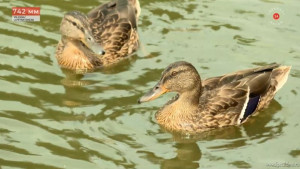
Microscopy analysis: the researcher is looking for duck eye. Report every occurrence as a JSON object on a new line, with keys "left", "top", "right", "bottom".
{"left": 171, "top": 71, "right": 176, "bottom": 76}
{"left": 72, "top": 22, "right": 77, "bottom": 26}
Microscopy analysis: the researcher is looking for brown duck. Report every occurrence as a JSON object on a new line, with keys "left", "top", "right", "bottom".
{"left": 138, "top": 61, "right": 291, "bottom": 134}
{"left": 56, "top": 0, "right": 141, "bottom": 70}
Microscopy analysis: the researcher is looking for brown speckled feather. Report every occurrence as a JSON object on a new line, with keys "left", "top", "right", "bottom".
{"left": 88, "top": 0, "right": 139, "bottom": 65}
{"left": 202, "top": 64, "right": 280, "bottom": 90}
{"left": 199, "top": 64, "right": 289, "bottom": 127}
{"left": 199, "top": 81, "right": 250, "bottom": 128}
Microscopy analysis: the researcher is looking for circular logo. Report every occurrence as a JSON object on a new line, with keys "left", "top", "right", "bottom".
{"left": 268, "top": 8, "right": 284, "bottom": 25}
{"left": 273, "top": 13, "right": 280, "bottom": 20}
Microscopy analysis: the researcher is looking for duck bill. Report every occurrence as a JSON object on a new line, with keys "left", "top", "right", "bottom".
{"left": 138, "top": 83, "right": 167, "bottom": 103}
{"left": 83, "top": 32, "right": 105, "bottom": 55}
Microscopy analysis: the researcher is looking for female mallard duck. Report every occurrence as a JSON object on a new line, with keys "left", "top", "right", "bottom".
{"left": 138, "top": 61, "right": 291, "bottom": 134}
{"left": 56, "top": 0, "right": 141, "bottom": 70}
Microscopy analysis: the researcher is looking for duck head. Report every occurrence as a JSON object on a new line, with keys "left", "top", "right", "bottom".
{"left": 138, "top": 61, "right": 202, "bottom": 103}
{"left": 60, "top": 11, "right": 105, "bottom": 55}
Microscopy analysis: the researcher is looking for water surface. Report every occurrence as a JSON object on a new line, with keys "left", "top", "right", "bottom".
{"left": 0, "top": 0, "right": 300, "bottom": 168}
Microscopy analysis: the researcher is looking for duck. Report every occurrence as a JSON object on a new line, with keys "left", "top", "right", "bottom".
{"left": 138, "top": 61, "right": 291, "bottom": 134}
{"left": 56, "top": 0, "right": 141, "bottom": 70}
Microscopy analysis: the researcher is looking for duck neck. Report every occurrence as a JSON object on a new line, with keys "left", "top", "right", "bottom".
{"left": 177, "top": 86, "right": 202, "bottom": 109}
{"left": 157, "top": 85, "right": 202, "bottom": 119}
{"left": 155, "top": 86, "right": 202, "bottom": 132}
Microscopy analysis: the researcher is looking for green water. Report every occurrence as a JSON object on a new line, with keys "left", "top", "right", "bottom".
{"left": 1, "top": 0, "right": 300, "bottom": 168}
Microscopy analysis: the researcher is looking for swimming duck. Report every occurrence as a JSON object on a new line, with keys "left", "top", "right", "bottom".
{"left": 56, "top": 0, "right": 141, "bottom": 70}
{"left": 138, "top": 61, "right": 291, "bottom": 134}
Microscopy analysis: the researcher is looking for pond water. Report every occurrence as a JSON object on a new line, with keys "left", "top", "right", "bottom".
{"left": 0, "top": 0, "right": 300, "bottom": 168}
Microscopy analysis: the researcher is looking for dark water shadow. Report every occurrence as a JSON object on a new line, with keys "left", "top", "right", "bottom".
{"left": 289, "top": 150, "right": 300, "bottom": 158}
{"left": 137, "top": 142, "right": 201, "bottom": 169}
{"left": 161, "top": 143, "right": 201, "bottom": 169}
{"left": 0, "top": 158, "right": 61, "bottom": 169}
{"left": 35, "top": 139, "right": 125, "bottom": 164}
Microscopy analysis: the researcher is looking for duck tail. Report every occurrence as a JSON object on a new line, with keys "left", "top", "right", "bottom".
{"left": 272, "top": 66, "right": 291, "bottom": 93}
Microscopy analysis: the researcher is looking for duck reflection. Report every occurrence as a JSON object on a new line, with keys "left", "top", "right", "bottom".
{"left": 60, "top": 68, "right": 94, "bottom": 107}
{"left": 242, "top": 99, "right": 286, "bottom": 143}
{"left": 60, "top": 56, "right": 137, "bottom": 107}
{"left": 161, "top": 143, "right": 201, "bottom": 169}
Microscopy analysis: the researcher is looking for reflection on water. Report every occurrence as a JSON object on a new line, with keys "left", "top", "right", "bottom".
{"left": 161, "top": 143, "right": 201, "bottom": 169}
{"left": 0, "top": 0, "right": 300, "bottom": 168}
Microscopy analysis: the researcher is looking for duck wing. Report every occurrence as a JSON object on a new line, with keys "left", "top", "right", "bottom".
{"left": 88, "top": 0, "right": 137, "bottom": 28}
{"left": 202, "top": 63, "right": 280, "bottom": 91}
{"left": 88, "top": 0, "right": 138, "bottom": 55}
{"left": 200, "top": 64, "right": 282, "bottom": 125}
